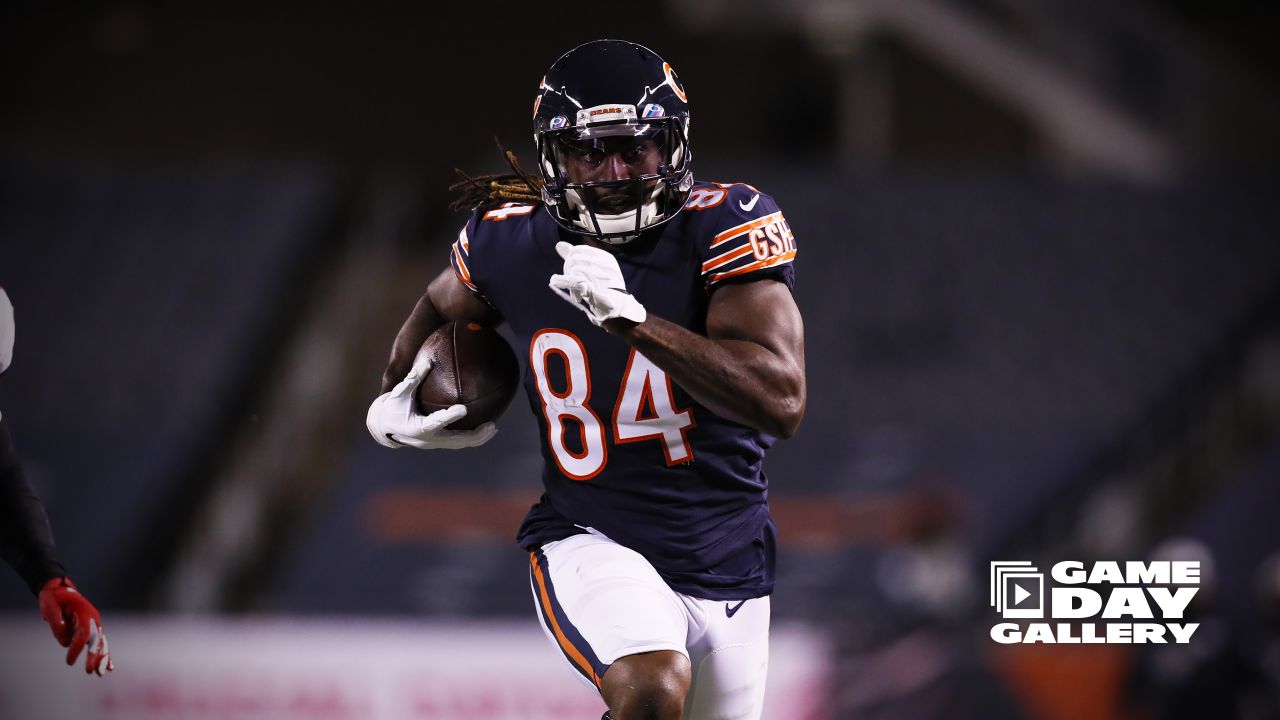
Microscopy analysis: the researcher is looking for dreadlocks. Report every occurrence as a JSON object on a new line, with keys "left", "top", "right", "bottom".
{"left": 448, "top": 139, "right": 544, "bottom": 212}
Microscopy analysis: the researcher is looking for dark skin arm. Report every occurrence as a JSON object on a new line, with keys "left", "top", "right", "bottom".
{"left": 605, "top": 278, "right": 806, "bottom": 439}
{"left": 383, "top": 261, "right": 806, "bottom": 438}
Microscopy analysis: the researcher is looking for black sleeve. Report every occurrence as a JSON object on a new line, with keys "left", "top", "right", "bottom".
{"left": 0, "top": 417, "right": 66, "bottom": 595}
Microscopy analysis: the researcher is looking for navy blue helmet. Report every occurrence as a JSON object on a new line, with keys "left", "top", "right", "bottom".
{"left": 533, "top": 40, "right": 694, "bottom": 243}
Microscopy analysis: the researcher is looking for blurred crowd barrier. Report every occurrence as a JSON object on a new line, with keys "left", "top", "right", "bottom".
{"left": 0, "top": 616, "right": 831, "bottom": 720}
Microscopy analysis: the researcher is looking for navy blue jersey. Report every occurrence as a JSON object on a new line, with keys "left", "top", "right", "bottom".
{"left": 449, "top": 181, "right": 797, "bottom": 600}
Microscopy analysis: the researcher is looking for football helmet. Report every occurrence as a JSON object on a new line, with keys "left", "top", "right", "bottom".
{"left": 533, "top": 40, "right": 694, "bottom": 244}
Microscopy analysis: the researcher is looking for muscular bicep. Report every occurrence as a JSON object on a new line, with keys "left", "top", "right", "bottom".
{"left": 381, "top": 267, "right": 500, "bottom": 390}
{"left": 702, "top": 279, "right": 806, "bottom": 435}
{"left": 706, "top": 280, "right": 805, "bottom": 370}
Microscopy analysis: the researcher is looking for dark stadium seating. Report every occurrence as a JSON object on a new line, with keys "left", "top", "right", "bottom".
{"left": 0, "top": 153, "right": 337, "bottom": 609}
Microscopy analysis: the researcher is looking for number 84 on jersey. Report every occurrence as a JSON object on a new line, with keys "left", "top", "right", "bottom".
{"left": 530, "top": 329, "right": 695, "bottom": 481}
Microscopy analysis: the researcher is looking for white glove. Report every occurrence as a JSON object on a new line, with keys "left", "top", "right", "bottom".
{"left": 548, "top": 241, "right": 647, "bottom": 327}
{"left": 365, "top": 351, "right": 497, "bottom": 450}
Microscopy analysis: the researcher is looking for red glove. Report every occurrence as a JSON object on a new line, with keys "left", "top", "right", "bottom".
{"left": 38, "top": 577, "right": 113, "bottom": 676}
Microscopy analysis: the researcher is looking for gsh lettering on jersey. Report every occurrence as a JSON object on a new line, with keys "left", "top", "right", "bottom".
{"left": 989, "top": 560, "right": 1201, "bottom": 644}
{"left": 747, "top": 215, "right": 795, "bottom": 262}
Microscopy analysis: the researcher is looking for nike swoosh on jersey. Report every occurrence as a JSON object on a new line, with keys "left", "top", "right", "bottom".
{"left": 725, "top": 600, "right": 747, "bottom": 618}
{"left": 738, "top": 194, "right": 760, "bottom": 212}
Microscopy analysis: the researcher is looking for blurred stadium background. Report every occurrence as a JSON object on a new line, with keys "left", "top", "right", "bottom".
{"left": 2, "top": 1, "right": 1279, "bottom": 718}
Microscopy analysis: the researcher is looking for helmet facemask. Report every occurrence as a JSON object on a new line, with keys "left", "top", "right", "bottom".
{"left": 538, "top": 116, "right": 693, "bottom": 244}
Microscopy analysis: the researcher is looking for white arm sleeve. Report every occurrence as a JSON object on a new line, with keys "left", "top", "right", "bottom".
{"left": 0, "top": 288, "right": 13, "bottom": 375}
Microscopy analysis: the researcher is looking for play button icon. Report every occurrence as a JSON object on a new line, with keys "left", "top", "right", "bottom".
{"left": 991, "top": 562, "right": 1045, "bottom": 618}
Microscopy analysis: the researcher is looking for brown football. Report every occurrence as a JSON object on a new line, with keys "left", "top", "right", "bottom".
{"left": 415, "top": 321, "right": 520, "bottom": 430}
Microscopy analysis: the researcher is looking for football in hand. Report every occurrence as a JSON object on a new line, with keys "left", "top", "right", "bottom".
{"left": 415, "top": 321, "right": 520, "bottom": 430}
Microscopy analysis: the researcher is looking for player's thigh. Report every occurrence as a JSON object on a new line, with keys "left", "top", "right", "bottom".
{"left": 685, "top": 595, "right": 771, "bottom": 720}
{"left": 528, "top": 532, "right": 691, "bottom": 690}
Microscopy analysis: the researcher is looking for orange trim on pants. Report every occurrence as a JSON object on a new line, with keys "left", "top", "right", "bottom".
{"left": 530, "top": 552, "right": 602, "bottom": 688}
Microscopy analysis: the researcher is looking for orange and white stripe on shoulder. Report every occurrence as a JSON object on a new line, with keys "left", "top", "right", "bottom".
{"left": 450, "top": 227, "right": 478, "bottom": 293}
{"left": 701, "top": 243, "right": 754, "bottom": 274}
{"left": 706, "top": 249, "right": 796, "bottom": 287}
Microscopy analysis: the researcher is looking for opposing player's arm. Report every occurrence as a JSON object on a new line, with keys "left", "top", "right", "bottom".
{"left": 607, "top": 280, "right": 805, "bottom": 438}
{"left": 1, "top": 288, "right": 114, "bottom": 676}
{"left": 1, "top": 422, "right": 113, "bottom": 675}
{"left": 0, "top": 420, "right": 65, "bottom": 594}
{"left": 380, "top": 267, "right": 498, "bottom": 393}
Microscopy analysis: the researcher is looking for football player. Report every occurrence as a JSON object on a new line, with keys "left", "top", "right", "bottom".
{"left": 367, "top": 40, "right": 804, "bottom": 720}
{"left": 0, "top": 287, "right": 113, "bottom": 676}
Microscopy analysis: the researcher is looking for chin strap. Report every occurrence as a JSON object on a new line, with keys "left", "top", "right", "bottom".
{"left": 566, "top": 182, "right": 665, "bottom": 242}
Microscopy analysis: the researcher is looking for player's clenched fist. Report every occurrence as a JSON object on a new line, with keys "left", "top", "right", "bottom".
{"left": 38, "top": 577, "right": 112, "bottom": 676}
{"left": 549, "top": 241, "right": 647, "bottom": 327}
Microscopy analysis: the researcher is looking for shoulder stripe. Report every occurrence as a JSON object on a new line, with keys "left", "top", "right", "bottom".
{"left": 701, "top": 244, "right": 754, "bottom": 274}
{"left": 710, "top": 211, "right": 784, "bottom": 249}
{"left": 457, "top": 225, "right": 470, "bottom": 254}
{"left": 451, "top": 242, "right": 478, "bottom": 292}
{"left": 707, "top": 249, "right": 796, "bottom": 285}
{"left": 451, "top": 242, "right": 472, "bottom": 280}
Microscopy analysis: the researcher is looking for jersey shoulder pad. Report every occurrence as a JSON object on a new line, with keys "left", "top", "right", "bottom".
{"left": 449, "top": 212, "right": 484, "bottom": 296}
{"left": 690, "top": 182, "right": 797, "bottom": 291}
{"left": 0, "top": 287, "right": 12, "bottom": 374}
{"left": 449, "top": 203, "right": 538, "bottom": 299}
